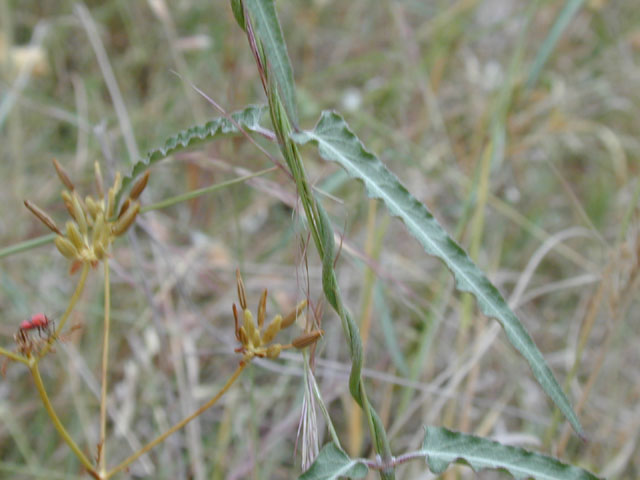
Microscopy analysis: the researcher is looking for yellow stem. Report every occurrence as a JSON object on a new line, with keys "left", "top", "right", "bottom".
{"left": 99, "top": 259, "right": 111, "bottom": 473}
{"left": 105, "top": 363, "right": 246, "bottom": 479}
{"left": 38, "top": 263, "right": 90, "bottom": 360}
{"left": 30, "top": 362, "right": 98, "bottom": 478}
{"left": 0, "top": 346, "right": 28, "bottom": 364}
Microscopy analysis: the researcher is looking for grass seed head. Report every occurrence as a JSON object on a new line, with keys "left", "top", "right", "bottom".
{"left": 111, "top": 201, "right": 139, "bottom": 236}
{"left": 129, "top": 170, "right": 150, "bottom": 200}
{"left": 54, "top": 236, "right": 79, "bottom": 259}
{"left": 262, "top": 314, "right": 282, "bottom": 344}
{"left": 292, "top": 330, "right": 323, "bottom": 350}
{"left": 52, "top": 158, "right": 75, "bottom": 191}
{"left": 282, "top": 299, "right": 307, "bottom": 329}
{"left": 66, "top": 221, "right": 85, "bottom": 251}
{"left": 257, "top": 289, "right": 267, "bottom": 328}
{"left": 24, "top": 200, "right": 62, "bottom": 235}
{"left": 236, "top": 269, "right": 247, "bottom": 310}
{"left": 71, "top": 192, "right": 88, "bottom": 235}
{"left": 94, "top": 160, "right": 104, "bottom": 198}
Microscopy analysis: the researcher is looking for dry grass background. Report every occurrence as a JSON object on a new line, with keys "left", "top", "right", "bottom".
{"left": 0, "top": 1, "right": 639, "bottom": 478}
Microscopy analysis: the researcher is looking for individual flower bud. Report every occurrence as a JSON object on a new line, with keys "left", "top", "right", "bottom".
{"left": 106, "top": 187, "right": 116, "bottom": 219}
{"left": 238, "top": 326, "right": 248, "bottom": 346}
{"left": 129, "top": 170, "right": 150, "bottom": 200}
{"left": 52, "top": 158, "right": 75, "bottom": 191}
{"left": 243, "top": 310, "right": 257, "bottom": 343}
{"left": 24, "top": 200, "right": 62, "bottom": 235}
{"left": 266, "top": 344, "right": 282, "bottom": 359}
{"left": 252, "top": 329, "right": 261, "bottom": 348}
{"left": 232, "top": 304, "right": 241, "bottom": 341}
{"left": 257, "top": 289, "right": 267, "bottom": 328}
{"left": 262, "top": 314, "right": 282, "bottom": 345}
{"left": 112, "top": 202, "right": 139, "bottom": 236}
{"left": 236, "top": 269, "right": 247, "bottom": 310}
{"left": 55, "top": 236, "right": 79, "bottom": 259}
{"left": 118, "top": 198, "right": 130, "bottom": 219}
{"left": 292, "top": 330, "right": 324, "bottom": 349}
{"left": 112, "top": 171, "right": 122, "bottom": 195}
{"left": 71, "top": 192, "right": 87, "bottom": 235}
{"left": 61, "top": 190, "right": 75, "bottom": 217}
{"left": 94, "top": 161, "right": 104, "bottom": 198}
{"left": 282, "top": 299, "right": 307, "bottom": 329}
{"left": 92, "top": 212, "right": 106, "bottom": 245}
{"left": 66, "top": 221, "right": 84, "bottom": 250}
{"left": 85, "top": 196, "right": 99, "bottom": 220}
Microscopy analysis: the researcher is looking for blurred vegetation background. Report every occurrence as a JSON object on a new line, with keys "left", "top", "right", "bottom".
{"left": 0, "top": 0, "right": 638, "bottom": 478}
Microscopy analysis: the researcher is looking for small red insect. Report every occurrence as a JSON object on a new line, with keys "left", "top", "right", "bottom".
{"left": 19, "top": 313, "right": 55, "bottom": 338}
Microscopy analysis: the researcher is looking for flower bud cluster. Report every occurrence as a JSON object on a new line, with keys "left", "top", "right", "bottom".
{"left": 25, "top": 159, "right": 149, "bottom": 271}
{"left": 233, "top": 269, "right": 322, "bottom": 365}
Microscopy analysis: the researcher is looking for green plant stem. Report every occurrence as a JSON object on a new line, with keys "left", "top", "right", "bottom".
{"left": 30, "top": 362, "right": 99, "bottom": 479}
{"left": 0, "top": 346, "right": 28, "bottom": 364}
{"left": 99, "top": 259, "right": 111, "bottom": 474}
{"left": 38, "top": 263, "right": 90, "bottom": 360}
{"left": 0, "top": 233, "right": 56, "bottom": 259}
{"left": 241, "top": 8, "right": 394, "bottom": 476}
{"left": 139, "top": 166, "right": 277, "bottom": 214}
{"left": 106, "top": 363, "right": 246, "bottom": 479}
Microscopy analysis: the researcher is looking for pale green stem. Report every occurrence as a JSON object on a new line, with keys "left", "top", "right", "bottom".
{"left": 30, "top": 362, "right": 99, "bottom": 479}
{"left": 140, "top": 167, "right": 277, "bottom": 214}
{"left": 38, "top": 263, "right": 90, "bottom": 360}
{"left": 105, "top": 363, "right": 246, "bottom": 479}
{"left": 0, "top": 233, "right": 56, "bottom": 259}
{"left": 99, "top": 259, "right": 111, "bottom": 474}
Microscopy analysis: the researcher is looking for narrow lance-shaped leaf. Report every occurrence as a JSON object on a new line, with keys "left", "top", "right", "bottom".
{"left": 421, "top": 426, "right": 600, "bottom": 479}
{"left": 290, "top": 111, "right": 584, "bottom": 438}
{"left": 299, "top": 443, "right": 368, "bottom": 480}
{"left": 244, "top": 0, "right": 298, "bottom": 125}
{"left": 118, "top": 104, "right": 266, "bottom": 203}
{"left": 526, "top": 0, "right": 585, "bottom": 89}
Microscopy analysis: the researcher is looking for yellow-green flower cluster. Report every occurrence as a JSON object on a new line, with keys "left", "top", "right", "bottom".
{"left": 233, "top": 269, "right": 321, "bottom": 365}
{"left": 25, "top": 159, "right": 149, "bottom": 270}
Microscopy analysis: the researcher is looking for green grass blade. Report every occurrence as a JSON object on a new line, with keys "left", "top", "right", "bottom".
{"left": 244, "top": 0, "right": 298, "bottom": 125}
{"left": 526, "top": 0, "right": 585, "bottom": 89}
{"left": 291, "top": 111, "right": 584, "bottom": 438}
{"left": 118, "top": 104, "right": 266, "bottom": 202}
{"left": 421, "top": 426, "right": 600, "bottom": 479}
{"left": 299, "top": 443, "right": 368, "bottom": 480}
{"left": 374, "top": 283, "right": 409, "bottom": 376}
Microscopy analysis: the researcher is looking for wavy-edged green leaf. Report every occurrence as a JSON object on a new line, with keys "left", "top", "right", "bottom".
{"left": 526, "top": 0, "right": 585, "bottom": 89}
{"left": 421, "top": 426, "right": 600, "bottom": 479}
{"left": 299, "top": 443, "right": 368, "bottom": 480}
{"left": 290, "top": 111, "right": 584, "bottom": 438}
{"left": 245, "top": 0, "right": 298, "bottom": 125}
{"left": 119, "top": 104, "right": 266, "bottom": 201}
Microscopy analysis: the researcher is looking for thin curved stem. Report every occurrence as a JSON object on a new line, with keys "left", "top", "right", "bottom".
{"left": 0, "top": 233, "right": 56, "bottom": 259}
{"left": 38, "top": 263, "right": 90, "bottom": 360}
{"left": 140, "top": 167, "right": 277, "bottom": 214}
{"left": 98, "top": 259, "right": 111, "bottom": 473}
{"left": 0, "top": 346, "right": 28, "bottom": 364}
{"left": 106, "top": 363, "right": 246, "bottom": 479}
{"left": 30, "top": 362, "right": 99, "bottom": 479}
